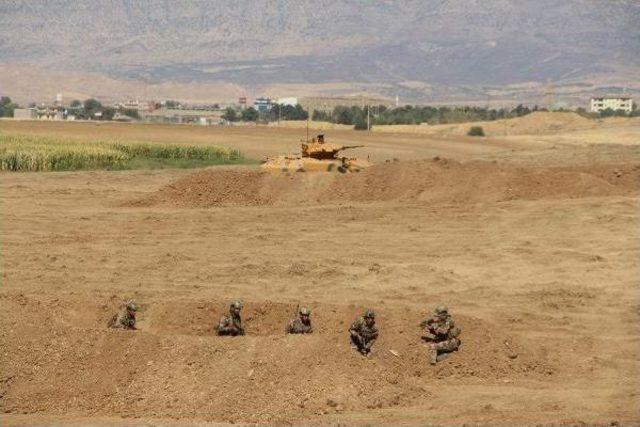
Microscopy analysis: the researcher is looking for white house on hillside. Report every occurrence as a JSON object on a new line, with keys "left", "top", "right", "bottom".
{"left": 590, "top": 97, "right": 633, "bottom": 113}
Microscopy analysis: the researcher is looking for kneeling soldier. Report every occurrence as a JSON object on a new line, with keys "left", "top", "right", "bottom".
{"left": 421, "top": 305, "right": 461, "bottom": 365}
{"left": 287, "top": 306, "right": 313, "bottom": 334}
{"left": 217, "top": 300, "right": 245, "bottom": 336}
{"left": 108, "top": 301, "right": 138, "bottom": 330}
{"left": 349, "top": 309, "right": 378, "bottom": 356}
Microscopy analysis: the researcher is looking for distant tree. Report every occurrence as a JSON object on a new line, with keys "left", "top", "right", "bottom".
{"left": 354, "top": 117, "right": 369, "bottom": 130}
{"left": 289, "top": 104, "right": 308, "bottom": 120}
{"left": 276, "top": 104, "right": 308, "bottom": 121}
{"left": 241, "top": 107, "right": 258, "bottom": 122}
{"left": 599, "top": 108, "right": 616, "bottom": 118}
{"left": 0, "top": 96, "right": 18, "bottom": 117}
{"left": 83, "top": 98, "right": 102, "bottom": 112}
{"left": 512, "top": 104, "right": 531, "bottom": 117}
{"left": 101, "top": 107, "right": 115, "bottom": 121}
{"left": 122, "top": 108, "right": 140, "bottom": 119}
{"left": 467, "top": 126, "right": 485, "bottom": 137}
{"left": 333, "top": 106, "right": 355, "bottom": 125}
{"left": 222, "top": 107, "right": 239, "bottom": 122}
{"left": 312, "top": 109, "right": 331, "bottom": 121}
{"left": 70, "top": 99, "right": 82, "bottom": 108}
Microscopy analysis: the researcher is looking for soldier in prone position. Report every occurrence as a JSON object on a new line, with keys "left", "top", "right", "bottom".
{"left": 421, "top": 305, "right": 461, "bottom": 365}
{"left": 286, "top": 307, "right": 313, "bottom": 334}
{"left": 349, "top": 309, "right": 378, "bottom": 356}
{"left": 217, "top": 300, "right": 245, "bottom": 336}
{"left": 108, "top": 301, "right": 138, "bottom": 330}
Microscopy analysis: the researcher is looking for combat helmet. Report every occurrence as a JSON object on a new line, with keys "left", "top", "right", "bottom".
{"left": 434, "top": 305, "right": 448, "bottom": 315}
{"left": 230, "top": 300, "right": 244, "bottom": 310}
{"left": 299, "top": 307, "right": 311, "bottom": 316}
{"left": 125, "top": 301, "right": 138, "bottom": 311}
{"left": 363, "top": 308, "right": 376, "bottom": 318}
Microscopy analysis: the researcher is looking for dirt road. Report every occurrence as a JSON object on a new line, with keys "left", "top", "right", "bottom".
{"left": 1, "top": 120, "right": 639, "bottom": 425}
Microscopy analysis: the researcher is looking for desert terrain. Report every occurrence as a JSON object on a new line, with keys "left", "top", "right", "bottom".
{"left": 1, "top": 114, "right": 639, "bottom": 426}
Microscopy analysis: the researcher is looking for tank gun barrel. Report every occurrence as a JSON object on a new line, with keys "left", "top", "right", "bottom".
{"left": 339, "top": 145, "right": 365, "bottom": 150}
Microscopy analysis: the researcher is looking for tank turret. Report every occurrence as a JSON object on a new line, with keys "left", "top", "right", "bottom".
{"left": 301, "top": 134, "right": 364, "bottom": 160}
{"left": 261, "top": 134, "right": 371, "bottom": 173}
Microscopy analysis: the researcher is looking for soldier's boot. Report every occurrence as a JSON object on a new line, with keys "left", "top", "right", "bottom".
{"left": 429, "top": 345, "right": 438, "bottom": 365}
{"left": 436, "top": 352, "right": 452, "bottom": 362}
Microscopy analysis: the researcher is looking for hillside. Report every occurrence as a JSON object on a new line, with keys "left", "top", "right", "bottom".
{"left": 1, "top": 0, "right": 639, "bottom": 104}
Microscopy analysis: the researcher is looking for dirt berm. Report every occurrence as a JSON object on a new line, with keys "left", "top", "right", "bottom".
{"left": 132, "top": 158, "right": 639, "bottom": 207}
{"left": 0, "top": 293, "right": 555, "bottom": 424}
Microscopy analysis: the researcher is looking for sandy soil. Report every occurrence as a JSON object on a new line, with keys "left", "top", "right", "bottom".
{"left": 372, "top": 112, "right": 640, "bottom": 143}
{"left": 1, "top": 119, "right": 639, "bottom": 426}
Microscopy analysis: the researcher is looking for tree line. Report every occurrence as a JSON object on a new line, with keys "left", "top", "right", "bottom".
{"left": 67, "top": 99, "right": 140, "bottom": 120}
{"left": 221, "top": 104, "right": 309, "bottom": 123}
{"left": 312, "top": 104, "right": 539, "bottom": 129}
{"left": 2, "top": 95, "right": 637, "bottom": 123}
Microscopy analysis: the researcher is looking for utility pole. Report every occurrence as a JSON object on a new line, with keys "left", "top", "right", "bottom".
{"left": 306, "top": 104, "right": 310, "bottom": 142}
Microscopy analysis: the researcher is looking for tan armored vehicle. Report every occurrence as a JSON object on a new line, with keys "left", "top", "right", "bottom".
{"left": 261, "top": 134, "right": 371, "bottom": 173}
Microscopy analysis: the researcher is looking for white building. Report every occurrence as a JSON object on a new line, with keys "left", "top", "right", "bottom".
{"left": 12, "top": 108, "right": 37, "bottom": 119}
{"left": 254, "top": 97, "right": 273, "bottom": 113}
{"left": 277, "top": 97, "right": 298, "bottom": 107}
{"left": 590, "top": 97, "right": 633, "bottom": 113}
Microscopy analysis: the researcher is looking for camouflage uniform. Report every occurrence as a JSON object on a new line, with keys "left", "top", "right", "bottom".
{"left": 421, "top": 305, "right": 461, "bottom": 364}
{"left": 217, "top": 300, "right": 245, "bottom": 336}
{"left": 349, "top": 309, "right": 378, "bottom": 355}
{"left": 108, "top": 301, "right": 137, "bottom": 330}
{"left": 286, "top": 307, "right": 313, "bottom": 334}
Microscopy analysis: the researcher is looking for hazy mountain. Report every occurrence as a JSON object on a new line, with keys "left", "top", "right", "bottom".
{"left": 1, "top": 0, "right": 638, "bottom": 104}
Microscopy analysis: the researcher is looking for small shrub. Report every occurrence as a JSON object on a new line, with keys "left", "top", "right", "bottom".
{"left": 467, "top": 126, "right": 485, "bottom": 137}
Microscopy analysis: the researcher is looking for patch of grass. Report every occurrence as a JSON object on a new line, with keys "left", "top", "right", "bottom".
{"left": 0, "top": 134, "right": 245, "bottom": 171}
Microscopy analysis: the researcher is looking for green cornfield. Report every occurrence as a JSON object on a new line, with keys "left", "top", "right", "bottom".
{"left": 0, "top": 134, "right": 244, "bottom": 171}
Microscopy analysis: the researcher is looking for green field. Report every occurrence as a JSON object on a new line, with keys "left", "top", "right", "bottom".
{"left": 0, "top": 134, "right": 245, "bottom": 171}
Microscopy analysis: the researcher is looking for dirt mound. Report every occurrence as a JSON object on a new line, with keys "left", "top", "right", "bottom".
{"left": 0, "top": 293, "right": 555, "bottom": 424}
{"left": 131, "top": 160, "right": 639, "bottom": 208}
{"left": 374, "top": 111, "right": 598, "bottom": 137}
{"left": 328, "top": 158, "right": 639, "bottom": 204}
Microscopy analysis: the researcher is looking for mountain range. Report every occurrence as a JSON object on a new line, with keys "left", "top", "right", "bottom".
{"left": 1, "top": 0, "right": 638, "bottom": 105}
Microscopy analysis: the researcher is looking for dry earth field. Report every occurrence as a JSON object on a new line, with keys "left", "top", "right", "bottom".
{"left": 1, "top": 116, "right": 639, "bottom": 426}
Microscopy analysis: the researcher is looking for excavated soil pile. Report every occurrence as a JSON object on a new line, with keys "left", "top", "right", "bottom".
{"left": 375, "top": 111, "right": 600, "bottom": 137}
{"left": 132, "top": 159, "right": 639, "bottom": 208}
{"left": 0, "top": 293, "right": 555, "bottom": 424}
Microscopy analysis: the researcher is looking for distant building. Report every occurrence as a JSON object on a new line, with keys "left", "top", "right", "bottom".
{"left": 144, "top": 108, "right": 223, "bottom": 125}
{"left": 12, "top": 108, "right": 38, "bottom": 120}
{"left": 254, "top": 97, "right": 273, "bottom": 113}
{"left": 590, "top": 97, "right": 633, "bottom": 113}
{"left": 115, "top": 100, "right": 154, "bottom": 113}
{"left": 277, "top": 97, "right": 298, "bottom": 107}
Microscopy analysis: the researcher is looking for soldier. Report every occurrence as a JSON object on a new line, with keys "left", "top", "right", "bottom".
{"left": 349, "top": 309, "right": 378, "bottom": 356}
{"left": 108, "top": 301, "right": 138, "bottom": 330}
{"left": 217, "top": 300, "right": 245, "bottom": 336}
{"left": 286, "top": 307, "right": 313, "bottom": 334}
{"left": 421, "top": 305, "right": 461, "bottom": 365}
